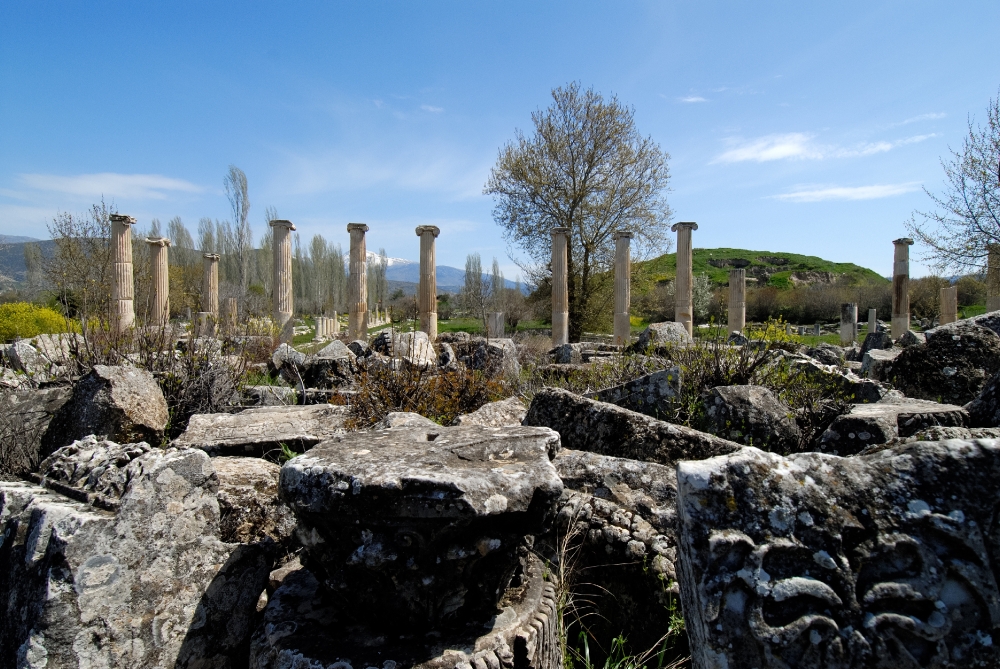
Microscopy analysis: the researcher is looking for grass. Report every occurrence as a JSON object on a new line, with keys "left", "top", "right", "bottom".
{"left": 636, "top": 247, "right": 886, "bottom": 288}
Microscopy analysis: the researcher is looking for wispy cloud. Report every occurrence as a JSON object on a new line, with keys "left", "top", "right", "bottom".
{"left": 771, "top": 182, "right": 921, "bottom": 202}
{"left": 714, "top": 133, "right": 936, "bottom": 163}
{"left": 17, "top": 173, "right": 203, "bottom": 200}
{"left": 679, "top": 96, "right": 707, "bottom": 103}
{"left": 891, "top": 113, "right": 946, "bottom": 127}
{"left": 420, "top": 105, "right": 444, "bottom": 113}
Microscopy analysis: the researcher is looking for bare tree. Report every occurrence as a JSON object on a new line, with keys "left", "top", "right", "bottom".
{"left": 44, "top": 200, "right": 115, "bottom": 325}
{"left": 367, "top": 248, "right": 389, "bottom": 309}
{"left": 485, "top": 82, "right": 673, "bottom": 340}
{"left": 224, "top": 165, "right": 252, "bottom": 300}
{"left": 907, "top": 91, "right": 1000, "bottom": 272}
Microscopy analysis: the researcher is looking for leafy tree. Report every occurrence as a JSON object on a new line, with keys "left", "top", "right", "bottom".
{"left": 485, "top": 82, "right": 673, "bottom": 340}
{"left": 908, "top": 91, "right": 1000, "bottom": 272}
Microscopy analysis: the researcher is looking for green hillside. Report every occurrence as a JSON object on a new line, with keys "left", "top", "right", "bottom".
{"left": 638, "top": 247, "right": 887, "bottom": 288}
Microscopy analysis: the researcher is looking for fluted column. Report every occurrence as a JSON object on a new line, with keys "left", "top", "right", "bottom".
{"left": 868, "top": 308, "right": 878, "bottom": 335}
{"left": 940, "top": 286, "right": 958, "bottom": 325}
{"left": 672, "top": 222, "right": 698, "bottom": 337}
{"left": 348, "top": 223, "right": 369, "bottom": 340}
{"left": 202, "top": 254, "right": 220, "bottom": 337}
{"left": 840, "top": 303, "right": 858, "bottom": 346}
{"left": 224, "top": 297, "right": 238, "bottom": 331}
{"left": 110, "top": 214, "right": 136, "bottom": 333}
{"left": 271, "top": 219, "right": 296, "bottom": 343}
{"left": 146, "top": 237, "right": 171, "bottom": 326}
{"left": 988, "top": 244, "right": 1000, "bottom": 313}
{"left": 613, "top": 230, "right": 632, "bottom": 346}
{"left": 891, "top": 238, "right": 914, "bottom": 339}
{"left": 551, "top": 227, "right": 570, "bottom": 346}
{"left": 728, "top": 268, "right": 746, "bottom": 334}
{"left": 416, "top": 225, "right": 440, "bottom": 339}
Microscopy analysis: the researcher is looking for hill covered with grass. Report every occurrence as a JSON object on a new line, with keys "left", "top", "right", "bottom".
{"left": 637, "top": 247, "right": 887, "bottom": 288}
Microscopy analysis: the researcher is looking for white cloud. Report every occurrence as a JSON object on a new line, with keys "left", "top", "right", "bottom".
{"left": 17, "top": 173, "right": 203, "bottom": 200}
{"left": 420, "top": 105, "right": 444, "bottom": 113}
{"left": 679, "top": 96, "right": 707, "bottom": 103}
{"left": 771, "top": 182, "right": 921, "bottom": 202}
{"left": 714, "top": 133, "right": 936, "bottom": 163}
{"left": 892, "top": 113, "right": 946, "bottom": 127}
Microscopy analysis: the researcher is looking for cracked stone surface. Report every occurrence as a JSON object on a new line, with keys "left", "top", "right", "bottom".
{"left": 592, "top": 367, "right": 682, "bottom": 420}
{"left": 889, "top": 321, "right": 1000, "bottom": 404}
{"left": 523, "top": 387, "right": 741, "bottom": 466}
{"left": 280, "top": 424, "right": 563, "bottom": 633}
{"left": 818, "top": 398, "right": 968, "bottom": 455}
{"left": 452, "top": 396, "right": 528, "bottom": 427}
{"left": 635, "top": 322, "right": 692, "bottom": 349}
{"left": 677, "top": 441, "right": 1000, "bottom": 669}
{"left": 173, "top": 404, "right": 350, "bottom": 456}
{"left": 702, "top": 385, "right": 801, "bottom": 453}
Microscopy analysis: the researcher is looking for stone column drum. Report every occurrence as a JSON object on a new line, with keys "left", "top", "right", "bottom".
{"left": 940, "top": 286, "right": 958, "bottom": 325}
{"left": 892, "top": 238, "right": 914, "bottom": 339}
{"left": 271, "top": 220, "right": 296, "bottom": 344}
{"left": 840, "top": 303, "right": 858, "bottom": 346}
{"left": 868, "top": 308, "right": 878, "bottom": 335}
{"left": 613, "top": 230, "right": 633, "bottom": 346}
{"left": 551, "top": 227, "right": 570, "bottom": 347}
{"left": 672, "top": 222, "right": 698, "bottom": 337}
{"left": 110, "top": 214, "right": 136, "bottom": 332}
{"left": 146, "top": 237, "right": 171, "bottom": 326}
{"left": 728, "top": 268, "right": 746, "bottom": 334}
{"left": 224, "top": 297, "right": 238, "bottom": 331}
{"left": 202, "top": 254, "right": 220, "bottom": 336}
{"left": 988, "top": 244, "right": 1000, "bottom": 313}
{"left": 347, "top": 223, "right": 369, "bottom": 341}
{"left": 487, "top": 312, "right": 504, "bottom": 338}
{"left": 415, "top": 225, "right": 440, "bottom": 339}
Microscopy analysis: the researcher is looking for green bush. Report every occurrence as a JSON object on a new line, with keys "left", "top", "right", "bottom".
{"left": 0, "top": 303, "right": 70, "bottom": 341}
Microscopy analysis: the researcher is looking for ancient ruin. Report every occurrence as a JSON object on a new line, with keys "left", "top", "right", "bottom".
{"left": 146, "top": 237, "right": 170, "bottom": 326}
{"left": 110, "top": 214, "right": 136, "bottom": 332}
{"left": 271, "top": 220, "right": 295, "bottom": 343}
{"left": 672, "top": 221, "right": 698, "bottom": 337}
{"left": 416, "top": 224, "right": 440, "bottom": 339}
{"left": 551, "top": 226, "right": 569, "bottom": 346}
{"left": 614, "top": 229, "right": 633, "bottom": 345}
{"left": 348, "top": 222, "right": 369, "bottom": 340}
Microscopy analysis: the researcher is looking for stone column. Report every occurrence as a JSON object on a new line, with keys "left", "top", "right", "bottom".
{"left": 814, "top": 323, "right": 821, "bottom": 337}
{"left": 551, "top": 227, "right": 570, "bottom": 346}
{"left": 940, "top": 286, "right": 958, "bottom": 325}
{"left": 271, "top": 220, "right": 296, "bottom": 344}
{"left": 840, "top": 303, "right": 858, "bottom": 346}
{"left": 110, "top": 214, "right": 136, "bottom": 332}
{"left": 868, "top": 308, "right": 878, "bottom": 335}
{"left": 988, "top": 244, "right": 1000, "bottom": 313}
{"left": 347, "top": 223, "right": 369, "bottom": 340}
{"left": 314, "top": 317, "right": 324, "bottom": 341}
{"left": 612, "top": 230, "right": 632, "bottom": 346}
{"left": 487, "top": 312, "right": 505, "bottom": 338}
{"left": 224, "top": 297, "right": 238, "bottom": 331}
{"left": 146, "top": 237, "right": 171, "bottom": 326}
{"left": 728, "top": 268, "right": 746, "bottom": 334}
{"left": 672, "top": 222, "right": 698, "bottom": 337}
{"left": 415, "top": 225, "right": 440, "bottom": 339}
{"left": 892, "top": 238, "right": 914, "bottom": 339}
{"left": 202, "top": 254, "right": 220, "bottom": 336}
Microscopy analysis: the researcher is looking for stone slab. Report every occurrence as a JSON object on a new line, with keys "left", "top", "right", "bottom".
{"left": 819, "top": 398, "right": 968, "bottom": 455}
{"left": 173, "top": 404, "right": 350, "bottom": 456}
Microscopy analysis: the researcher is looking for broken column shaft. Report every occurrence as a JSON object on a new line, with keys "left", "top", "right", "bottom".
{"left": 613, "top": 230, "right": 632, "bottom": 345}
{"left": 271, "top": 220, "right": 296, "bottom": 344}
{"left": 415, "top": 225, "right": 440, "bottom": 340}
{"left": 940, "top": 286, "right": 958, "bottom": 325}
{"left": 840, "top": 303, "right": 858, "bottom": 346}
{"left": 146, "top": 238, "right": 170, "bottom": 326}
{"left": 347, "top": 223, "right": 369, "bottom": 340}
{"left": 891, "top": 238, "right": 914, "bottom": 339}
{"left": 728, "top": 268, "right": 746, "bottom": 334}
{"left": 672, "top": 222, "right": 698, "bottom": 337}
{"left": 202, "top": 253, "right": 220, "bottom": 336}
{"left": 111, "top": 214, "right": 136, "bottom": 332}
{"left": 551, "top": 227, "right": 570, "bottom": 346}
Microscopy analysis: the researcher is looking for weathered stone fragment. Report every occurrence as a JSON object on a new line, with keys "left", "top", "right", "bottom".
{"left": 347, "top": 339, "right": 370, "bottom": 357}
{"left": 965, "top": 370, "right": 1000, "bottom": 427}
{"left": 634, "top": 321, "right": 692, "bottom": 350}
{"left": 372, "top": 411, "right": 439, "bottom": 429}
{"left": 897, "top": 329, "right": 926, "bottom": 347}
{"left": 0, "top": 386, "right": 72, "bottom": 477}
{"left": 677, "top": 441, "right": 1000, "bottom": 669}
{"left": 906, "top": 425, "right": 1000, "bottom": 441}
{"left": 551, "top": 342, "right": 583, "bottom": 364}
{"left": 371, "top": 329, "right": 436, "bottom": 368}
{"left": 280, "top": 425, "right": 563, "bottom": 633}
{"left": 5, "top": 340, "right": 51, "bottom": 378}
{"left": 0, "top": 443, "right": 272, "bottom": 668}
{"left": 241, "top": 384, "right": 296, "bottom": 406}
{"left": 316, "top": 339, "right": 353, "bottom": 358}
{"left": 451, "top": 396, "right": 528, "bottom": 427}
{"left": 818, "top": 398, "right": 968, "bottom": 455}
{"left": 889, "top": 321, "right": 1000, "bottom": 404}
{"left": 173, "top": 404, "right": 349, "bottom": 456}
{"left": 270, "top": 342, "right": 306, "bottom": 369}
{"left": 214, "top": 457, "right": 296, "bottom": 548}
{"left": 787, "top": 356, "right": 886, "bottom": 403}
{"left": 592, "top": 367, "right": 681, "bottom": 419}
{"left": 805, "top": 342, "right": 845, "bottom": 366}
{"left": 859, "top": 330, "right": 894, "bottom": 356}
{"left": 702, "top": 384, "right": 801, "bottom": 452}
{"left": 438, "top": 341, "right": 458, "bottom": 370}
{"left": 456, "top": 337, "right": 521, "bottom": 376}
{"left": 860, "top": 347, "right": 900, "bottom": 381}
{"left": 31, "top": 332, "right": 83, "bottom": 365}
{"left": 300, "top": 354, "right": 355, "bottom": 389}
{"left": 41, "top": 364, "right": 169, "bottom": 456}
{"left": 523, "top": 387, "right": 740, "bottom": 465}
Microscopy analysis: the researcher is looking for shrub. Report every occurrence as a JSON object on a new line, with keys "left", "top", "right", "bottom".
{"left": 0, "top": 302, "right": 71, "bottom": 341}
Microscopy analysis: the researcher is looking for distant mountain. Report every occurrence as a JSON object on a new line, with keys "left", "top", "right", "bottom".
{"left": 378, "top": 256, "right": 524, "bottom": 292}
{"left": 0, "top": 235, "right": 42, "bottom": 245}
{"left": 0, "top": 239, "right": 56, "bottom": 283}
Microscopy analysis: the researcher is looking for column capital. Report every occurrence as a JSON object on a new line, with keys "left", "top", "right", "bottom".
{"left": 671, "top": 221, "right": 698, "bottom": 232}
{"left": 110, "top": 214, "right": 136, "bottom": 225}
{"left": 269, "top": 219, "right": 296, "bottom": 231}
{"left": 893, "top": 237, "right": 914, "bottom": 246}
{"left": 203, "top": 253, "right": 220, "bottom": 261}
{"left": 347, "top": 222, "right": 369, "bottom": 233}
{"left": 415, "top": 225, "right": 440, "bottom": 238}
{"left": 145, "top": 237, "right": 171, "bottom": 247}
{"left": 612, "top": 230, "right": 633, "bottom": 241}
{"left": 551, "top": 226, "right": 570, "bottom": 237}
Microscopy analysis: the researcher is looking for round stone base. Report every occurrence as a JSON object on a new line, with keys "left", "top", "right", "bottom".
{"left": 250, "top": 555, "right": 560, "bottom": 669}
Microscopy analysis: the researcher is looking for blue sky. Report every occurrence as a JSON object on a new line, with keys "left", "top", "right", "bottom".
{"left": 1, "top": 1, "right": 998, "bottom": 278}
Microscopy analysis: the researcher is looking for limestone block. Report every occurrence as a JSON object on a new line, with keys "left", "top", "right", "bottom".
{"left": 523, "top": 387, "right": 740, "bottom": 466}
{"left": 0, "top": 443, "right": 271, "bottom": 668}
{"left": 702, "top": 384, "right": 801, "bottom": 452}
{"left": 347, "top": 339, "right": 371, "bottom": 357}
{"left": 240, "top": 385, "right": 297, "bottom": 406}
{"left": 890, "top": 321, "right": 1000, "bottom": 404}
{"left": 818, "top": 398, "right": 968, "bottom": 455}
{"left": 550, "top": 342, "right": 583, "bottom": 364}
{"left": 965, "top": 369, "right": 1000, "bottom": 428}
{"left": 372, "top": 411, "right": 439, "bottom": 429}
{"left": 860, "top": 347, "right": 901, "bottom": 381}
{"left": 173, "top": 404, "right": 350, "bottom": 456}
{"left": 859, "top": 330, "right": 894, "bottom": 357}
{"left": 786, "top": 355, "right": 887, "bottom": 403}
{"left": 41, "top": 364, "right": 169, "bottom": 456}
{"left": 316, "top": 339, "right": 353, "bottom": 358}
{"left": 438, "top": 341, "right": 459, "bottom": 370}
{"left": 371, "top": 329, "right": 436, "bottom": 368}
{"left": 634, "top": 321, "right": 692, "bottom": 350}
{"left": 5, "top": 340, "right": 50, "bottom": 378}
{"left": 677, "top": 442, "right": 1000, "bottom": 669}
{"left": 592, "top": 367, "right": 682, "bottom": 419}
{"left": 0, "top": 386, "right": 72, "bottom": 476}
{"left": 451, "top": 396, "right": 528, "bottom": 427}
{"left": 270, "top": 343, "right": 306, "bottom": 370}
{"left": 455, "top": 337, "right": 520, "bottom": 376}
{"left": 804, "top": 342, "right": 845, "bottom": 366}
{"left": 280, "top": 425, "right": 563, "bottom": 633}
{"left": 214, "top": 457, "right": 296, "bottom": 548}
{"left": 300, "top": 354, "right": 356, "bottom": 389}
{"left": 897, "top": 329, "right": 927, "bottom": 347}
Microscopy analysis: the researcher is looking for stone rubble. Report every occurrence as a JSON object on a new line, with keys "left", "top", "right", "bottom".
{"left": 173, "top": 404, "right": 350, "bottom": 456}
